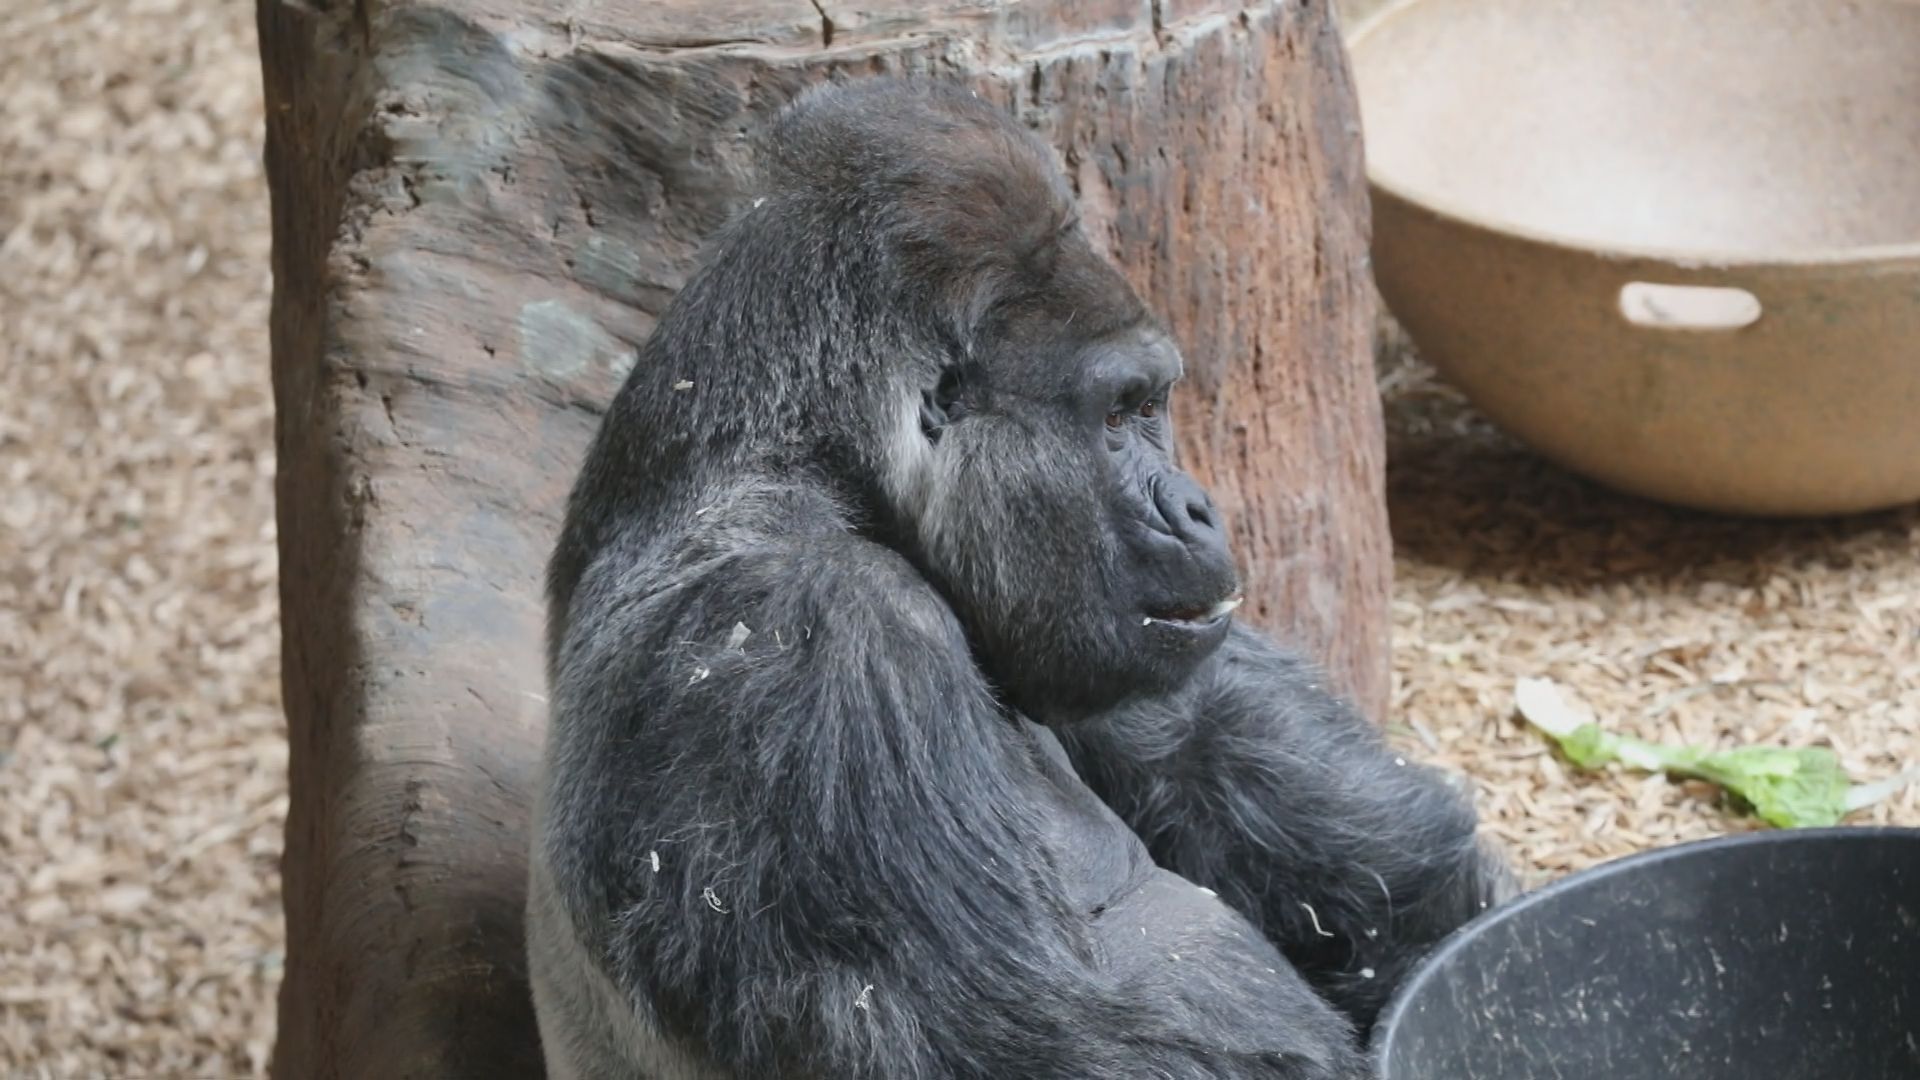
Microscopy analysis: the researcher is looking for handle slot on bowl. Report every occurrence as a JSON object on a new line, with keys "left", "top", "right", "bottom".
{"left": 1618, "top": 282, "right": 1762, "bottom": 331}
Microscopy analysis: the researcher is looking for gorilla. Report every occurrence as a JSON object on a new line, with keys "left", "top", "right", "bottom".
{"left": 528, "top": 77, "right": 1514, "bottom": 1080}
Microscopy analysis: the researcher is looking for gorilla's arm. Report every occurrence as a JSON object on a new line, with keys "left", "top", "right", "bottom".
{"left": 1059, "top": 622, "right": 1518, "bottom": 1037}
{"left": 538, "top": 502, "right": 1365, "bottom": 1080}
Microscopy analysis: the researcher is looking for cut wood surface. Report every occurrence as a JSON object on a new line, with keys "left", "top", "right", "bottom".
{"left": 257, "top": 1, "right": 1387, "bottom": 1074}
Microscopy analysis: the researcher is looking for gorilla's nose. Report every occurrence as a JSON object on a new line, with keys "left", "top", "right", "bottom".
{"left": 1155, "top": 472, "right": 1226, "bottom": 551}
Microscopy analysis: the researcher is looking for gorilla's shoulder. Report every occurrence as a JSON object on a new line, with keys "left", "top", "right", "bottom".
{"left": 729, "top": 530, "right": 970, "bottom": 652}
{"left": 561, "top": 515, "right": 972, "bottom": 690}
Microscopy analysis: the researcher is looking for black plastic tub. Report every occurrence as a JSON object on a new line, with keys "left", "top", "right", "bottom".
{"left": 1372, "top": 827, "right": 1920, "bottom": 1080}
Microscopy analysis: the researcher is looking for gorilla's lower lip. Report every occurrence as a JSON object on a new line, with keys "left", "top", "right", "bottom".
{"left": 1142, "top": 595, "right": 1243, "bottom": 627}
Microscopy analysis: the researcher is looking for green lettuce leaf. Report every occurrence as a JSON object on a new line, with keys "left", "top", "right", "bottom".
{"left": 1514, "top": 678, "right": 1910, "bottom": 830}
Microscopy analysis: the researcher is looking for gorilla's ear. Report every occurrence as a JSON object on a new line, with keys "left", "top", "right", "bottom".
{"left": 918, "top": 365, "right": 970, "bottom": 444}
{"left": 918, "top": 391, "right": 948, "bottom": 445}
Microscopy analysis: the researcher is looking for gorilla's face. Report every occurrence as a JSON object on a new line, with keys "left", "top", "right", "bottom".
{"left": 890, "top": 229, "right": 1242, "bottom": 723}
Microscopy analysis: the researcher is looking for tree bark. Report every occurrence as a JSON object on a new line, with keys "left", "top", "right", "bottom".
{"left": 257, "top": 1, "right": 1386, "bottom": 1076}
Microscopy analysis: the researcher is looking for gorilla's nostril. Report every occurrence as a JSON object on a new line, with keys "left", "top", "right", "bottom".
{"left": 1184, "top": 498, "right": 1214, "bottom": 530}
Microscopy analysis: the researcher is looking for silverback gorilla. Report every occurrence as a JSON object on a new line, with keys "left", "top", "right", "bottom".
{"left": 528, "top": 77, "right": 1514, "bottom": 1079}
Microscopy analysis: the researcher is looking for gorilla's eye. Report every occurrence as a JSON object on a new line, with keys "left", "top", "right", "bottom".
{"left": 1105, "top": 409, "right": 1125, "bottom": 431}
{"left": 1139, "top": 399, "right": 1159, "bottom": 419}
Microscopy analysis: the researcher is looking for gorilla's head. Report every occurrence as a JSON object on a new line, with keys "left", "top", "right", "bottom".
{"left": 747, "top": 79, "right": 1242, "bottom": 722}
{"left": 898, "top": 291, "right": 1244, "bottom": 724}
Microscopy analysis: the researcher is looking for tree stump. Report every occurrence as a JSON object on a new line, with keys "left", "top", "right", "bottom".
{"left": 258, "top": 1, "right": 1388, "bottom": 1075}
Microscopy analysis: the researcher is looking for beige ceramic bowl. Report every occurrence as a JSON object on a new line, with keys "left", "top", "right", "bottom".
{"left": 1349, "top": 0, "right": 1920, "bottom": 516}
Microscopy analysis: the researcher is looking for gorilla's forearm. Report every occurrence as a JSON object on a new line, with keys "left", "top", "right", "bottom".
{"left": 1059, "top": 622, "right": 1518, "bottom": 1036}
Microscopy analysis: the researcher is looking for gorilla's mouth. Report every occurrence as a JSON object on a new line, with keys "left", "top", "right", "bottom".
{"left": 1143, "top": 594, "right": 1243, "bottom": 627}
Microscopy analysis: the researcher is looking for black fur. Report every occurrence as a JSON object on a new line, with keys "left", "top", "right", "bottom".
{"left": 532, "top": 77, "right": 1512, "bottom": 1080}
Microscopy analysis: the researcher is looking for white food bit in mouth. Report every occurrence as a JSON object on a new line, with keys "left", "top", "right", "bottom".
{"left": 1143, "top": 594, "right": 1245, "bottom": 626}
{"left": 1203, "top": 596, "right": 1243, "bottom": 620}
